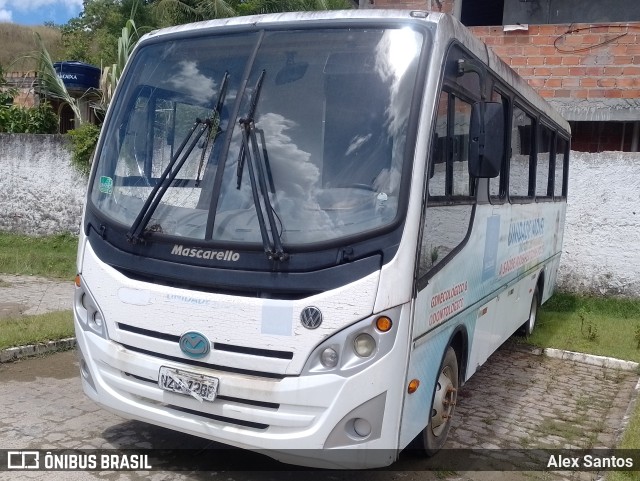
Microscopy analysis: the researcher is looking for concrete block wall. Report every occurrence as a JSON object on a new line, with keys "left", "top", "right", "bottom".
{"left": 469, "top": 23, "right": 640, "bottom": 101}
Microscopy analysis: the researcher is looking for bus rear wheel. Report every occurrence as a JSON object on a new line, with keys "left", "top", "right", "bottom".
{"left": 418, "top": 346, "right": 459, "bottom": 456}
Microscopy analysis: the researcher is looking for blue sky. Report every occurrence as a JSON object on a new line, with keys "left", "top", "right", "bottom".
{"left": 0, "top": 0, "right": 82, "bottom": 26}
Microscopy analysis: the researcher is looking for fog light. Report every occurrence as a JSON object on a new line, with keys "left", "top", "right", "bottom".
{"left": 320, "top": 347, "right": 339, "bottom": 368}
{"left": 353, "top": 333, "right": 376, "bottom": 357}
{"left": 353, "top": 418, "right": 372, "bottom": 438}
{"left": 92, "top": 312, "right": 103, "bottom": 328}
{"left": 80, "top": 359, "right": 90, "bottom": 380}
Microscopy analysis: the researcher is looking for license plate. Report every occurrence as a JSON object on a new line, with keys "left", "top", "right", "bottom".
{"left": 158, "top": 366, "right": 218, "bottom": 402}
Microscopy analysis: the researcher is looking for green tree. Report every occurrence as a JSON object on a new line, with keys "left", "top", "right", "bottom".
{"left": 61, "top": 0, "right": 154, "bottom": 66}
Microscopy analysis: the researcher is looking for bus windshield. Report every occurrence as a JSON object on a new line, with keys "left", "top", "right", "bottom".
{"left": 90, "top": 27, "right": 424, "bottom": 248}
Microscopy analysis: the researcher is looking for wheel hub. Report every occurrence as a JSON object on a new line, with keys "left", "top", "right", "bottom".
{"left": 431, "top": 368, "right": 457, "bottom": 437}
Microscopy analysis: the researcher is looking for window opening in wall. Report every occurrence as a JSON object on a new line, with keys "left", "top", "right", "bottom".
{"left": 461, "top": 0, "right": 504, "bottom": 26}
{"left": 570, "top": 121, "right": 640, "bottom": 153}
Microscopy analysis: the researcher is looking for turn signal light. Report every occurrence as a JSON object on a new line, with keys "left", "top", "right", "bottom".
{"left": 408, "top": 379, "right": 420, "bottom": 394}
{"left": 375, "top": 316, "right": 392, "bottom": 332}
{"left": 74, "top": 274, "right": 81, "bottom": 288}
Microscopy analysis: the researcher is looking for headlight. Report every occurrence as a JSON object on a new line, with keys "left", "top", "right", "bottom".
{"left": 302, "top": 307, "right": 401, "bottom": 376}
{"left": 353, "top": 333, "right": 376, "bottom": 357}
{"left": 74, "top": 275, "right": 109, "bottom": 340}
{"left": 320, "top": 347, "right": 339, "bottom": 368}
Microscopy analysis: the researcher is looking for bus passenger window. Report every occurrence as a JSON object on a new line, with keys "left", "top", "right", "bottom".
{"left": 489, "top": 90, "right": 507, "bottom": 200}
{"left": 421, "top": 91, "right": 474, "bottom": 278}
{"left": 509, "top": 106, "right": 534, "bottom": 200}
{"left": 555, "top": 137, "right": 568, "bottom": 198}
{"left": 536, "top": 125, "right": 553, "bottom": 199}
{"left": 429, "top": 91, "right": 448, "bottom": 197}
{"left": 452, "top": 97, "right": 471, "bottom": 197}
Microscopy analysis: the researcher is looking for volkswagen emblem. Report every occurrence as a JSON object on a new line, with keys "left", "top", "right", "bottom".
{"left": 179, "top": 331, "right": 211, "bottom": 359}
{"left": 300, "top": 306, "right": 323, "bottom": 329}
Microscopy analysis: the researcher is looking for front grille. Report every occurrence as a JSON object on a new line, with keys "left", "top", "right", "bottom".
{"left": 118, "top": 323, "right": 294, "bottom": 360}
{"left": 213, "top": 342, "right": 293, "bottom": 360}
{"left": 118, "top": 342, "right": 286, "bottom": 380}
{"left": 118, "top": 323, "right": 180, "bottom": 342}
{"left": 166, "top": 405, "right": 270, "bottom": 430}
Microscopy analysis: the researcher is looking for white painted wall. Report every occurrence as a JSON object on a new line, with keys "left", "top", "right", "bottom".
{"left": 0, "top": 134, "right": 638, "bottom": 297}
{"left": 558, "top": 151, "right": 640, "bottom": 297}
{"left": 0, "top": 134, "right": 86, "bottom": 235}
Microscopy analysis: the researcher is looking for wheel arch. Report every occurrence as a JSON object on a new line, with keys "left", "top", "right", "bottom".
{"left": 537, "top": 268, "right": 545, "bottom": 300}
{"left": 447, "top": 324, "right": 469, "bottom": 386}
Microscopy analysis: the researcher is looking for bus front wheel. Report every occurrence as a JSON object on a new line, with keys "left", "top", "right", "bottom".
{"left": 419, "top": 346, "right": 459, "bottom": 456}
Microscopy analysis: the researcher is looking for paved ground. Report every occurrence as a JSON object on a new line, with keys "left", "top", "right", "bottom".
{"left": 0, "top": 275, "right": 639, "bottom": 480}
{"left": 0, "top": 274, "right": 72, "bottom": 319}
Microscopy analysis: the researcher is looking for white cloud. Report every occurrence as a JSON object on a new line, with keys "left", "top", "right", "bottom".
{"left": 6, "top": 0, "right": 81, "bottom": 13}
{"left": 0, "top": 9, "right": 12, "bottom": 21}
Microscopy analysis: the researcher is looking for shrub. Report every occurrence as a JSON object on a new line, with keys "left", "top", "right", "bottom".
{"left": 67, "top": 123, "right": 100, "bottom": 175}
{"left": 0, "top": 101, "right": 58, "bottom": 134}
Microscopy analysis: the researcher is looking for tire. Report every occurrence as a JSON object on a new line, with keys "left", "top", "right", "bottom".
{"left": 519, "top": 286, "right": 540, "bottom": 337}
{"left": 416, "top": 346, "right": 459, "bottom": 456}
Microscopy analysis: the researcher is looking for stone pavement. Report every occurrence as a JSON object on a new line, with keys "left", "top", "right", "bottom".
{"left": 0, "top": 274, "right": 73, "bottom": 319}
{"left": 0, "top": 346, "right": 638, "bottom": 480}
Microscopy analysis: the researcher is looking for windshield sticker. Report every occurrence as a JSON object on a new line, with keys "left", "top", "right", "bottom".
{"left": 99, "top": 176, "right": 113, "bottom": 195}
{"left": 170, "top": 244, "right": 240, "bottom": 262}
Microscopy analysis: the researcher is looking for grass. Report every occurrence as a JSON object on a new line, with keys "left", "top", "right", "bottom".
{"left": 0, "top": 22, "right": 63, "bottom": 71}
{"left": 0, "top": 310, "right": 73, "bottom": 350}
{"left": 608, "top": 410, "right": 640, "bottom": 481}
{"left": 528, "top": 292, "right": 640, "bottom": 363}
{"left": 0, "top": 231, "right": 77, "bottom": 279}
{"left": 531, "top": 292, "right": 640, "bottom": 477}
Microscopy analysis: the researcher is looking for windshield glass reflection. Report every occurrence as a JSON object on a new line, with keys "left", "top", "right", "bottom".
{"left": 90, "top": 27, "right": 424, "bottom": 248}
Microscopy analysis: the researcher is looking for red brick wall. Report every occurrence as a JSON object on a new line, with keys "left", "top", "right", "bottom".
{"left": 370, "top": 0, "right": 455, "bottom": 14}
{"left": 470, "top": 24, "right": 640, "bottom": 101}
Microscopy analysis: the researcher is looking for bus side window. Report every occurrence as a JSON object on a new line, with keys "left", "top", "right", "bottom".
{"left": 536, "top": 124, "right": 553, "bottom": 200}
{"left": 420, "top": 92, "right": 474, "bottom": 279}
{"left": 489, "top": 90, "right": 507, "bottom": 201}
{"left": 452, "top": 96, "right": 472, "bottom": 197}
{"left": 429, "top": 91, "right": 449, "bottom": 197}
{"left": 509, "top": 106, "right": 534, "bottom": 201}
{"left": 555, "top": 137, "right": 569, "bottom": 198}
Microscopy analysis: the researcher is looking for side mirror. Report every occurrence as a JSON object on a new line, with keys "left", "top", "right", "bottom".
{"left": 469, "top": 101, "right": 504, "bottom": 178}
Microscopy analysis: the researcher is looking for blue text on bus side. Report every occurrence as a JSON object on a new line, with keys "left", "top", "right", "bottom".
{"left": 507, "top": 218, "right": 545, "bottom": 246}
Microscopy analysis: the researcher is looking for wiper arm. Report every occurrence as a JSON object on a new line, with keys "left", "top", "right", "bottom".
{"left": 237, "top": 71, "right": 288, "bottom": 262}
{"left": 196, "top": 71, "right": 229, "bottom": 187}
{"left": 127, "top": 72, "right": 230, "bottom": 244}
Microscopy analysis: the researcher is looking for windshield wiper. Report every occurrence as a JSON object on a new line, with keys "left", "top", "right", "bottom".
{"left": 237, "top": 71, "right": 288, "bottom": 262}
{"left": 127, "top": 72, "right": 230, "bottom": 244}
{"left": 196, "top": 71, "right": 229, "bottom": 187}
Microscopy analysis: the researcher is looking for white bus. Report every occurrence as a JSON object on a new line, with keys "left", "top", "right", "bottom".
{"left": 74, "top": 10, "right": 570, "bottom": 469}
